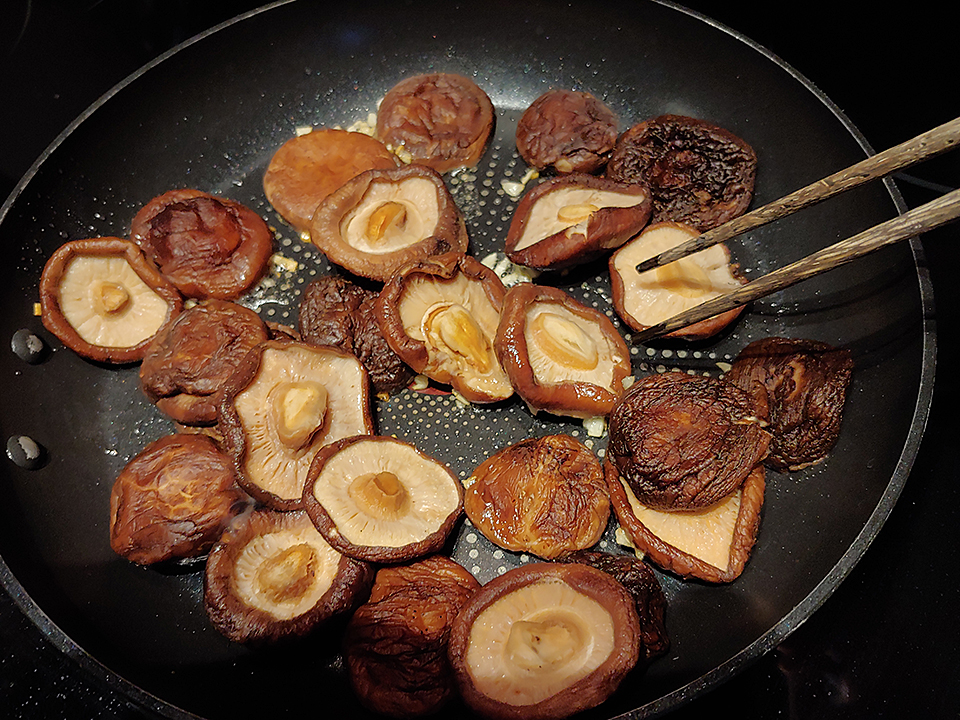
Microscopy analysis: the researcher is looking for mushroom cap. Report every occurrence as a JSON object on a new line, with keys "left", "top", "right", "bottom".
{"left": 376, "top": 72, "right": 495, "bottom": 173}
{"left": 39, "top": 236, "right": 183, "bottom": 364}
{"left": 495, "top": 283, "right": 631, "bottom": 419}
{"left": 505, "top": 174, "right": 651, "bottom": 270}
{"left": 448, "top": 562, "right": 641, "bottom": 720}
{"left": 109, "top": 433, "right": 248, "bottom": 565}
{"left": 130, "top": 188, "right": 274, "bottom": 300}
{"left": 607, "top": 371, "right": 770, "bottom": 511}
{"left": 218, "top": 340, "right": 375, "bottom": 510}
{"left": 605, "top": 459, "right": 766, "bottom": 583}
{"left": 309, "top": 164, "right": 468, "bottom": 282}
{"left": 139, "top": 299, "right": 270, "bottom": 426}
{"left": 263, "top": 128, "right": 400, "bottom": 235}
{"left": 464, "top": 434, "right": 610, "bottom": 560}
{"left": 204, "top": 507, "right": 374, "bottom": 644}
{"left": 609, "top": 221, "right": 747, "bottom": 341}
{"left": 376, "top": 252, "right": 514, "bottom": 404}
{"left": 303, "top": 435, "right": 464, "bottom": 564}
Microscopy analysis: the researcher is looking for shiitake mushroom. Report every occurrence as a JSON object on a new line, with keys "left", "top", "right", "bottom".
{"left": 504, "top": 174, "right": 651, "bottom": 270}
{"left": 464, "top": 434, "right": 610, "bottom": 560}
{"left": 109, "top": 433, "right": 248, "bottom": 565}
{"left": 609, "top": 221, "right": 746, "bottom": 341}
{"left": 606, "top": 114, "right": 756, "bottom": 232}
{"left": 263, "top": 128, "right": 400, "bottom": 235}
{"left": 218, "top": 340, "right": 374, "bottom": 510}
{"left": 448, "top": 562, "right": 641, "bottom": 720}
{"left": 130, "top": 188, "right": 273, "bottom": 300}
{"left": 344, "top": 555, "right": 481, "bottom": 717}
{"left": 607, "top": 371, "right": 770, "bottom": 511}
{"left": 309, "top": 164, "right": 468, "bottom": 282}
{"left": 376, "top": 72, "right": 495, "bottom": 173}
{"left": 39, "top": 237, "right": 183, "bottom": 364}
{"left": 204, "top": 507, "right": 374, "bottom": 644}
{"left": 376, "top": 252, "right": 513, "bottom": 404}
{"left": 605, "top": 459, "right": 766, "bottom": 583}
{"left": 140, "top": 299, "right": 269, "bottom": 426}
{"left": 303, "top": 435, "right": 463, "bottom": 564}
{"left": 724, "top": 336, "right": 854, "bottom": 471}
{"left": 494, "top": 283, "right": 631, "bottom": 420}
{"left": 516, "top": 89, "right": 619, "bottom": 175}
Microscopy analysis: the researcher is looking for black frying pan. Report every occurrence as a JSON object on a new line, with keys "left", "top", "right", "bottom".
{"left": 0, "top": 1, "right": 934, "bottom": 718}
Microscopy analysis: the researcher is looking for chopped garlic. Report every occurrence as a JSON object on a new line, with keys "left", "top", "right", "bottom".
{"left": 345, "top": 113, "right": 378, "bottom": 136}
{"left": 500, "top": 167, "right": 540, "bottom": 199}
{"left": 716, "top": 361, "right": 732, "bottom": 373}
{"left": 615, "top": 525, "right": 645, "bottom": 558}
{"left": 409, "top": 374, "right": 430, "bottom": 391}
{"left": 270, "top": 253, "right": 300, "bottom": 273}
{"left": 294, "top": 125, "right": 313, "bottom": 137}
{"left": 33, "top": 302, "right": 42, "bottom": 316}
{"left": 583, "top": 416, "right": 606, "bottom": 437}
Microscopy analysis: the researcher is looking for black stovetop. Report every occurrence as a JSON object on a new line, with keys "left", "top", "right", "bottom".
{"left": 2, "top": 2, "right": 957, "bottom": 718}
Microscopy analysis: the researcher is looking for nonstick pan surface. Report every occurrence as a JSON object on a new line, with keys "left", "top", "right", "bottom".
{"left": 0, "top": 1, "right": 934, "bottom": 718}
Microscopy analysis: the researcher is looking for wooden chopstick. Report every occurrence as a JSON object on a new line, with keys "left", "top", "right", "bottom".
{"left": 630, "top": 186, "right": 960, "bottom": 343}
{"left": 632, "top": 116, "right": 960, "bottom": 274}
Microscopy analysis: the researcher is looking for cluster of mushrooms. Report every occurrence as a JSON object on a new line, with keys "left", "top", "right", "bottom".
{"left": 36, "top": 72, "right": 855, "bottom": 720}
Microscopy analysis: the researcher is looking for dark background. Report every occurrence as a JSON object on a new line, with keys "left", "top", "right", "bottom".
{"left": 1, "top": 1, "right": 957, "bottom": 718}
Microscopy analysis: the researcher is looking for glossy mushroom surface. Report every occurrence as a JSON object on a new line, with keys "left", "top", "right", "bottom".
{"left": 303, "top": 435, "right": 463, "bottom": 564}
{"left": 130, "top": 188, "right": 273, "bottom": 300}
{"left": 464, "top": 434, "right": 610, "bottom": 560}
{"left": 218, "top": 340, "right": 374, "bottom": 510}
{"left": 607, "top": 371, "right": 770, "bottom": 511}
{"left": 309, "top": 164, "right": 468, "bottom": 282}
{"left": 204, "top": 508, "right": 373, "bottom": 644}
{"left": 448, "top": 562, "right": 641, "bottom": 720}
{"left": 505, "top": 174, "right": 651, "bottom": 270}
{"left": 376, "top": 252, "right": 513, "bottom": 403}
{"left": 39, "top": 236, "right": 183, "bottom": 364}
{"left": 109, "top": 433, "right": 248, "bottom": 565}
{"left": 609, "top": 221, "right": 746, "bottom": 341}
{"left": 495, "top": 283, "right": 631, "bottom": 419}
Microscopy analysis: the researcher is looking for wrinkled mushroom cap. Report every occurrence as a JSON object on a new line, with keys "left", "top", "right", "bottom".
{"left": 39, "top": 237, "right": 183, "bottom": 364}
{"left": 505, "top": 175, "right": 651, "bottom": 270}
{"left": 204, "top": 508, "right": 374, "bottom": 644}
{"left": 610, "top": 221, "right": 746, "bottom": 340}
{"left": 303, "top": 435, "right": 463, "bottom": 564}
{"left": 309, "top": 164, "right": 468, "bottom": 282}
{"left": 376, "top": 252, "right": 514, "bottom": 404}
{"left": 495, "top": 283, "right": 631, "bottom": 419}
{"left": 218, "top": 341, "right": 374, "bottom": 510}
{"left": 448, "top": 562, "right": 641, "bottom": 720}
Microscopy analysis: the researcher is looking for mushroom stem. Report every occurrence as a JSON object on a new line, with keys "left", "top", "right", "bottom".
{"left": 94, "top": 281, "right": 131, "bottom": 315}
{"left": 254, "top": 543, "right": 319, "bottom": 604}
{"left": 349, "top": 471, "right": 409, "bottom": 519}
{"left": 424, "top": 303, "right": 492, "bottom": 373}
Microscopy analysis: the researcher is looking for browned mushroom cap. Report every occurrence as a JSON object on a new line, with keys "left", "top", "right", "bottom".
{"left": 204, "top": 507, "right": 374, "bottom": 644}
{"left": 218, "top": 340, "right": 375, "bottom": 510}
{"left": 376, "top": 252, "right": 514, "bottom": 404}
{"left": 563, "top": 550, "right": 669, "bottom": 664}
{"left": 448, "top": 562, "right": 641, "bottom": 720}
{"left": 309, "top": 164, "right": 468, "bottom": 282}
{"left": 607, "top": 371, "right": 770, "bottom": 511}
{"left": 516, "top": 89, "right": 619, "bottom": 175}
{"left": 605, "top": 459, "right": 765, "bottom": 583}
{"left": 130, "top": 188, "right": 273, "bottom": 300}
{"left": 303, "top": 435, "right": 464, "bottom": 564}
{"left": 495, "top": 283, "right": 631, "bottom": 420}
{"left": 464, "top": 434, "right": 610, "bottom": 560}
{"left": 345, "top": 556, "right": 481, "bottom": 717}
{"left": 376, "top": 73, "right": 495, "bottom": 173}
{"left": 263, "top": 128, "right": 400, "bottom": 235}
{"left": 606, "top": 114, "right": 756, "bottom": 232}
{"left": 725, "top": 336, "right": 854, "bottom": 471}
{"left": 609, "top": 221, "right": 747, "bottom": 341}
{"left": 140, "top": 299, "right": 270, "bottom": 426}
{"left": 109, "top": 433, "right": 248, "bottom": 565}
{"left": 505, "top": 175, "right": 651, "bottom": 271}
{"left": 39, "top": 237, "right": 183, "bottom": 364}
